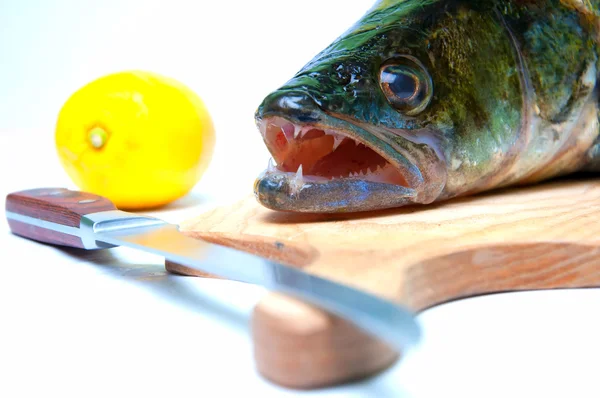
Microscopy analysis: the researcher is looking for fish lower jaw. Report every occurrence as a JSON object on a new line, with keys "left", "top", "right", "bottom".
{"left": 258, "top": 115, "right": 411, "bottom": 188}
{"left": 254, "top": 162, "right": 418, "bottom": 213}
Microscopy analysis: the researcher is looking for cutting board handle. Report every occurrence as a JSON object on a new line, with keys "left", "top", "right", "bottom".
{"left": 5, "top": 187, "right": 117, "bottom": 248}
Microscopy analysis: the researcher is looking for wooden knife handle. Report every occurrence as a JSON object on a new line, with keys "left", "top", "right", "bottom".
{"left": 5, "top": 187, "right": 117, "bottom": 248}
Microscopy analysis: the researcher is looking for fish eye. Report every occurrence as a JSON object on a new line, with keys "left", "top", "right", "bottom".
{"left": 379, "top": 56, "right": 432, "bottom": 116}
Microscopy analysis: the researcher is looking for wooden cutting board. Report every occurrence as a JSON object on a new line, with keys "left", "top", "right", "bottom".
{"left": 165, "top": 177, "right": 600, "bottom": 389}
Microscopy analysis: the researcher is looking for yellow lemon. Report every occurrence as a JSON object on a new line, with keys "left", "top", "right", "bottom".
{"left": 55, "top": 70, "right": 215, "bottom": 210}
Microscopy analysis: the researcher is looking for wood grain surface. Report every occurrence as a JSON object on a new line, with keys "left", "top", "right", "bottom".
{"left": 165, "top": 177, "right": 600, "bottom": 389}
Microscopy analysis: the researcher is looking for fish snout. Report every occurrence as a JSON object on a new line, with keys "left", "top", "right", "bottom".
{"left": 255, "top": 90, "right": 323, "bottom": 124}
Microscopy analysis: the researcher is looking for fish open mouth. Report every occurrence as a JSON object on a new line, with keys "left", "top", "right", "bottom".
{"left": 253, "top": 115, "right": 423, "bottom": 213}
{"left": 258, "top": 116, "right": 410, "bottom": 187}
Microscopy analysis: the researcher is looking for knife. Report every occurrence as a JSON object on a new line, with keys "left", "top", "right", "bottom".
{"left": 5, "top": 187, "right": 421, "bottom": 353}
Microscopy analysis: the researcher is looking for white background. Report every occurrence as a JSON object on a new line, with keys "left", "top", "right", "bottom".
{"left": 1, "top": 1, "right": 599, "bottom": 397}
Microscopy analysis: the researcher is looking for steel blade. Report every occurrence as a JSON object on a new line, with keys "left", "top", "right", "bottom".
{"left": 96, "top": 223, "right": 421, "bottom": 352}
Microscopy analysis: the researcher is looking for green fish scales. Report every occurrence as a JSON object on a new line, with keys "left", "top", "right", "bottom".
{"left": 254, "top": 0, "right": 600, "bottom": 213}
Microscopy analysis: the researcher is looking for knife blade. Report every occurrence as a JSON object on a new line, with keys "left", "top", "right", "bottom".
{"left": 5, "top": 187, "right": 421, "bottom": 353}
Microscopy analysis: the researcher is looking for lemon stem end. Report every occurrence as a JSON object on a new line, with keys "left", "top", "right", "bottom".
{"left": 88, "top": 127, "right": 108, "bottom": 149}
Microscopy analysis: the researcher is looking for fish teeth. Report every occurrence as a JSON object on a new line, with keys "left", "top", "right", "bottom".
{"left": 289, "top": 164, "right": 305, "bottom": 196}
{"left": 280, "top": 124, "right": 295, "bottom": 142}
{"left": 294, "top": 124, "right": 301, "bottom": 139}
{"left": 300, "top": 127, "right": 311, "bottom": 138}
{"left": 332, "top": 135, "right": 344, "bottom": 151}
{"left": 259, "top": 120, "right": 268, "bottom": 138}
{"left": 268, "top": 158, "right": 276, "bottom": 172}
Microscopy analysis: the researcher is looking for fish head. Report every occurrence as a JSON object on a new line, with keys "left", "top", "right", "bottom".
{"left": 254, "top": 0, "right": 523, "bottom": 213}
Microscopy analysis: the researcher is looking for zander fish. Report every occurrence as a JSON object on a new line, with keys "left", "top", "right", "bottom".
{"left": 253, "top": 0, "right": 600, "bottom": 213}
